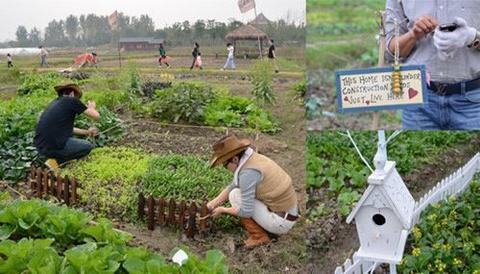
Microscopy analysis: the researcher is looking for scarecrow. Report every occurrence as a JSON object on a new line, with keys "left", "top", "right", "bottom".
{"left": 207, "top": 135, "right": 299, "bottom": 248}
{"left": 34, "top": 83, "right": 100, "bottom": 171}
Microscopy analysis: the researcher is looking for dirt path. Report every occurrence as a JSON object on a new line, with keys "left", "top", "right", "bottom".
{"left": 306, "top": 135, "right": 480, "bottom": 274}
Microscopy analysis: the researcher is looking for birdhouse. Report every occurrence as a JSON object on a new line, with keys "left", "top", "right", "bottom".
{"left": 346, "top": 132, "right": 415, "bottom": 264}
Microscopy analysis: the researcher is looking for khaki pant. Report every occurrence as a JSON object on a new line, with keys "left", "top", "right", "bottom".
{"left": 229, "top": 188, "right": 296, "bottom": 235}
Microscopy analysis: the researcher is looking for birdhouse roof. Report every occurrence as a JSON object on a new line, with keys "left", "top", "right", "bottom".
{"left": 346, "top": 161, "right": 415, "bottom": 229}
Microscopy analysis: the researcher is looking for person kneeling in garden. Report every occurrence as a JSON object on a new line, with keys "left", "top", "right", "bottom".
{"left": 207, "top": 135, "right": 299, "bottom": 248}
{"left": 34, "top": 83, "right": 100, "bottom": 171}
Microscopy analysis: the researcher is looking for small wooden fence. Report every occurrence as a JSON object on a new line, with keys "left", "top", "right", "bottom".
{"left": 137, "top": 193, "right": 211, "bottom": 238}
{"left": 28, "top": 166, "right": 79, "bottom": 205}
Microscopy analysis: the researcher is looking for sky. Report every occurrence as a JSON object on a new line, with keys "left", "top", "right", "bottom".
{"left": 0, "top": 0, "right": 305, "bottom": 42}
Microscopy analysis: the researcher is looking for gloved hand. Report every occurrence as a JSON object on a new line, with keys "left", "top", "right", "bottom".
{"left": 433, "top": 17, "right": 477, "bottom": 56}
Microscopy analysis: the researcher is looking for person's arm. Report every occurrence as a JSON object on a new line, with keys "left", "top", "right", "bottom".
{"left": 212, "top": 169, "right": 261, "bottom": 218}
{"left": 384, "top": 0, "right": 438, "bottom": 59}
{"left": 388, "top": 16, "right": 438, "bottom": 58}
{"left": 73, "top": 127, "right": 98, "bottom": 136}
{"left": 207, "top": 185, "right": 232, "bottom": 210}
{"left": 83, "top": 101, "right": 100, "bottom": 120}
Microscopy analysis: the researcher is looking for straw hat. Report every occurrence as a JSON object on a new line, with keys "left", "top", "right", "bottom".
{"left": 210, "top": 135, "right": 251, "bottom": 167}
{"left": 54, "top": 83, "right": 82, "bottom": 98}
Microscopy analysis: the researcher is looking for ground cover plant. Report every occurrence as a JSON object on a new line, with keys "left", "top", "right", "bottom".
{"left": 61, "top": 147, "right": 154, "bottom": 218}
{"left": 0, "top": 192, "right": 228, "bottom": 273}
{"left": 306, "top": 131, "right": 475, "bottom": 217}
{"left": 399, "top": 178, "right": 480, "bottom": 274}
{"left": 148, "top": 81, "right": 280, "bottom": 133}
{"left": 250, "top": 60, "right": 275, "bottom": 105}
{"left": 62, "top": 147, "right": 233, "bottom": 220}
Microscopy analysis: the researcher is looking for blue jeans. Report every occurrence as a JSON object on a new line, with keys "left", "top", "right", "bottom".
{"left": 223, "top": 56, "right": 236, "bottom": 69}
{"left": 38, "top": 138, "right": 93, "bottom": 164}
{"left": 40, "top": 56, "right": 48, "bottom": 67}
{"left": 402, "top": 87, "right": 480, "bottom": 130}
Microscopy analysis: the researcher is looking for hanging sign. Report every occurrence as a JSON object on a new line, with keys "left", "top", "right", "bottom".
{"left": 335, "top": 65, "right": 427, "bottom": 113}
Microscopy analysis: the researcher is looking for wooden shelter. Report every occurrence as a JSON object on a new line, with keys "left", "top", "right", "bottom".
{"left": 225, "top": 24, "right": 268, "bottom": 57}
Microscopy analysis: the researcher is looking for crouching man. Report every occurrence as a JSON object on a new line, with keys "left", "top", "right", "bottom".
{"left": 34, "top": 83, "right": 100, "bottom": 170}
{"left": 207, "top": 135, "right": 299, "bottom": 248}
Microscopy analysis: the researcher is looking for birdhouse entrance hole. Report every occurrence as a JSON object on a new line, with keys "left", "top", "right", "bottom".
{"left": 372, "top": 214, "right": 386, "bottom": 226}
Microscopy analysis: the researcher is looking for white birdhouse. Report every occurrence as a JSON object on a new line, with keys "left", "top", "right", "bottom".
{"left": 346, "top": 131, "right": 415, "bottom": 264}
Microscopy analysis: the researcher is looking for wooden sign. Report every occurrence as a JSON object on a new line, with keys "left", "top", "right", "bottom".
{"left": 335, "top": 65, "right": 427, "bottom": 113}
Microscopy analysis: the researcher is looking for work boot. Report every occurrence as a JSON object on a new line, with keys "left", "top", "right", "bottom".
{"left": 240, "top": 218, "right": 270, "bottom": 248}
{"left": 45, "top": 159, "right": 59, "bottom": 174}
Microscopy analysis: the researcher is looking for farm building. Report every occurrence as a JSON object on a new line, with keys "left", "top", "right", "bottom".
{"left": 250, "top": 13, "right": 272, "bottom": 27}
{"left": 118, "top": 37, "right": 165, "bottom": 51}
{"left": 225, "top": 24, "right": 268, "bottom": 58}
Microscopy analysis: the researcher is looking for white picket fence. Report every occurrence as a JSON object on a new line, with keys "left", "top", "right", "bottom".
{"left": 410, "top": 153, "right": 480, "bottom": 225}
{"left": 334, "top": 252, "right": 376, "bottom": 274}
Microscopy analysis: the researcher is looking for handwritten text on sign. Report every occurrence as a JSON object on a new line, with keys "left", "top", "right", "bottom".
{"left": 335, "top": 65, "right": 427, "bottom": 113}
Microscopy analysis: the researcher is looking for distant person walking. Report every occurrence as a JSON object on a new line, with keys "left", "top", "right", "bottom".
{"left": 190, "top": 42, "right": 203, "bottom": 70}
{"left": 39, "top": 46, "right": 49, "bottom": 67}
{"left": 6, "top": 54, "right": 13, "bottom": 68}
{"left": 268, "top": 39, "right": 279, "bottom": 73}
{"left": 222, "top": 43, "right": 236, "bottom": 70}
{"left": 158, "top": 43, "right": 170, "bottom": 68}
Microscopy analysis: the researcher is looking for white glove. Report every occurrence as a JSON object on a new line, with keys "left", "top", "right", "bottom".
{"left": 433, "top": 17, "right": 477, "bottom": 56}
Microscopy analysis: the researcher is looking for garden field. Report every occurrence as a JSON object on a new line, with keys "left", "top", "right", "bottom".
{"left": 0, "top": 46, "right": 307, "bottom": 273}
{"left": 305, "top": 0, "right": 401, "bottom": 130}
{"left": 305, "top": 130, "right": 480, "bottom": 273}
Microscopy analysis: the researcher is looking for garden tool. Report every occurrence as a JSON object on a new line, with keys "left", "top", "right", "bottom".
{"left": 240, "top": 218, "right": 270, "bottom": 248}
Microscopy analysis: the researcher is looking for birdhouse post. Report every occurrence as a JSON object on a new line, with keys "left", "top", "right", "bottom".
{"left": 346, "top": 131, "right": 415, "bottom": 271}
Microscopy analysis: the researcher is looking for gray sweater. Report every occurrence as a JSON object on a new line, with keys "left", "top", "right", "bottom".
{"left": 229, "top": 168, "right": 298, "bottom": 218}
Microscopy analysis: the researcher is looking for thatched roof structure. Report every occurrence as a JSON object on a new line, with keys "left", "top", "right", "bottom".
{"left": 225, "top": 24, "right": 268, "bottom": 41}
{"left": 250, "top": 13, "right": 271, "bottom": 26}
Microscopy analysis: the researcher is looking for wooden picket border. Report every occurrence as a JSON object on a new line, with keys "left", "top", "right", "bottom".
{"left": 137, "top": 193, "right": 211, "bottom": 238}
{"left": 28, "top": 166, "right": 79, "bottom": 205}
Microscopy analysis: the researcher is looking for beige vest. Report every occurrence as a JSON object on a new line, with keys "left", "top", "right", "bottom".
{"left": 241, "top": 152, "right": 297, "bottom": 212}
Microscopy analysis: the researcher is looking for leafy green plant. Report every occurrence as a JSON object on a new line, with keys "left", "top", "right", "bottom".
{"left": 148, "top": 81, "right": 217, "bottom": 124}
{"left": 0, "top": 238, "right": 62, "bottom": 273}
{"left": 82, "top": 90, "right": 130, "bottom": 111}
{"left": 17, "top": 72, "right": 60, "bottom": 95}
{"left": 204, "top": 95, "right": 281, "bottom": 133}
{"left": 250, "top": 60, "right": 275, "bottom": 105}
{"left": 141, "top": 155, "right": 231, "bottom": 200}
{"left": 0, "top": 194, "right": 228, "bottom": 273}
{"left": 292, "top": 78, "right": 307, "bottom": 98}
{"left": 400, "top": 179, "right": 480, "bottom": 273}
{"left": 75, "top": 106, "right": 125, "bottom": 147}
{"left": 307, "top": 131, "right": 475, "bottom": 216}
{"left": 62, "top": 147, "right": 154, "bottom": 218}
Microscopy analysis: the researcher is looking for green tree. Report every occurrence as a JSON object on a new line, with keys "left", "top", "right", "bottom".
{"left": 44, "top": 20, "right": 66, "bottom": 46}
{"left": 15, "top": 26, "right": 29, "bottom": 46}
{"left": 28, "top": 27, "right": 42, "bottom": 46}
{"left": 65, "top": 15, "right": 79, "bottom": 45}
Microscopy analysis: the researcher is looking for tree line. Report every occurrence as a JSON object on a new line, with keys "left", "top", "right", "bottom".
{"left": 5, "top": 13, "right": 305, "bottom": 48}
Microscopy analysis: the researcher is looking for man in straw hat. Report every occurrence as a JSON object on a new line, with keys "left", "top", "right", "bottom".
{"left": 34, "top": 83, "right": 100, "bottom": 170}
{"left": 207, "top": 135, "right": 299, "bottom": 248}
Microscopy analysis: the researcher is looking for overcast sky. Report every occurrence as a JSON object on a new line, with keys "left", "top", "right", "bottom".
{"left": 0, "top": 0, "right": 305, "bottom": 42}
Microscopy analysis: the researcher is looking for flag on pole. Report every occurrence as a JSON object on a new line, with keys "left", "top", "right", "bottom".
{"left": 238, "top": 0, "right": 255, "bottom": 13}
{"left": 108, "top": 10, "right": 119, "bottom": 31}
